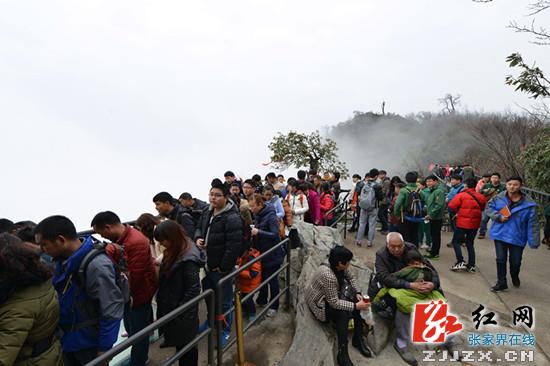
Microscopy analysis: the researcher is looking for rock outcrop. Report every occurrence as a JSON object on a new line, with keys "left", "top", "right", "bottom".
{"left": 281, "top": 222, "right": 373, "bottom": 366}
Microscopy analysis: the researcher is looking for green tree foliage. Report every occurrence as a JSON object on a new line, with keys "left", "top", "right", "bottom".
{"left": 268, "top": 131, "right": 349, "bottom": 178}
{"left": 506, "top": 53, "right": 550, "bottom": 99}
{"left": 520, "top": 127, "right": 550, "bottom": 192}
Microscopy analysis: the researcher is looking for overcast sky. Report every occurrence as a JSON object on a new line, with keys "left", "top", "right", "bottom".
{"left": 1, "top": 0, "right": 547, "bottom": 229}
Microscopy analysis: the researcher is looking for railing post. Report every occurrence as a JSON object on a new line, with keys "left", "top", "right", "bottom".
{"left": 234, "top": 291, "right": 245, "bottom": 366}
{"left": 216, "top": 280, "right": 224, "bottom": 366}
{"left": 286, "top": 240, "right": 291, "bottom": 309}
{"left": 343, "top": 200, "right": 348, "bottom": 239}
{"left": 208, "top": 291, "right": 215, "bottom": 366}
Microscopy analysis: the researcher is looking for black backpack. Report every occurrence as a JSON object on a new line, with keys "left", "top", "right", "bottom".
{"left": 403, "top": 188, "right": 424, "bottom": 218}
{"left": 78, "top": 237, "right": 131, "bottom": 304}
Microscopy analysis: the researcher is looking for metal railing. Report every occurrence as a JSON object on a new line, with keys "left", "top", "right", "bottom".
{"left": 85, "top": 289, "right": 215, "bottom": 366}
{"left": 324, "top": 190, "right": 352, "bottom": 238}
{"left": 215, "top": 238, "right": 292, "bottom": 365}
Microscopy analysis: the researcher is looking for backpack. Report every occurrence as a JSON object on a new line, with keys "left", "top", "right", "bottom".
{"left": 359, "top": 182, "right": 380, "bottom": 211}
{"left": 403, "top": 188, "right": 424, "bottom": 218}
{"left": 78, "top": 237, "right": 131, "bottom": 304}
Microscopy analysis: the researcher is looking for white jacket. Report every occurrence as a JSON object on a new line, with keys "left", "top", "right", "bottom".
{"left": 285, "top": 192, "right": 309, "bottom": 222}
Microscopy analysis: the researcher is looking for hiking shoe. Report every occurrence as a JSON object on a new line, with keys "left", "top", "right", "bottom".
{"left": 491, "top": 283, "right": 508, "bottom": 293}
{"left": 512, "top": 277, "right": 521, "bottom": 288}
{"left": 478, "top": 233, "right": 485, "bottom": 239}
{"left": 355, "top": 241, "right": 362, "bottom": 247}
{"left": 466, "top": 264, "right": 476, "bottom": 273}
{"left": 451, "top": 262, "right": 466, "bottom": 272}
{"left": 393, "top": 343, "right": 418, "bottom": 366}
{"left": 266, "top": 309, "right": 277, "bottom": 317}
{"left": 367, "top": 241, "right": 373, "bottom": 248}
{"left": 420, "top": 243, "right": 430, "bottom": 250}
{"left": 425, "top": 253, "right": 439, "bottom": 260}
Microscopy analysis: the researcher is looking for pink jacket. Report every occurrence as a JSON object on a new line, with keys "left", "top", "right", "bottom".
{"left": 307, "top": 189, "right": 322, "bottom": 225}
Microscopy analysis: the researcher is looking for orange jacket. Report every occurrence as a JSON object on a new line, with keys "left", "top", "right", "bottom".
{"left": 237, "top": 248, "right": 262, "bottom": 294}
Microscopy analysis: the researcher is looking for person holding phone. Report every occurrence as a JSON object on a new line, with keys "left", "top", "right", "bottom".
{"left": 305, "top": 246, "right": 372, "bottom": 366}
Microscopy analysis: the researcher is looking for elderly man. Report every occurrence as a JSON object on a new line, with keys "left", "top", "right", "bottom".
{"left": 368, "top": 233, "right": 449, "bottom": 366}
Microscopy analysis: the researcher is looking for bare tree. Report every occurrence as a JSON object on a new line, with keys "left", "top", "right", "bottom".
{"left": 438, "top": 93, "right": 461, "bottom": 114}
{"left": 467, "top": 113, "right": 542, "bottom": 178}
{"left": 508, "top": 0, "right": 550, "bottom": 45}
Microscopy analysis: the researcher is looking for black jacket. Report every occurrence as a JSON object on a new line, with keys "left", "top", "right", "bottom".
{"left": 168, "top": 204, "right": 196, "bottom": 238}
{"left": 156, "top": 243, "right": 205, "bottom": 347}
{"left": 195, "top": 200, "right": 244, "bottom": 273}
{"left": 253, "top": 205, "right": 283, "bottom": 268}
{"left": 367, "top": 242, "right": 441, "bottom": 298}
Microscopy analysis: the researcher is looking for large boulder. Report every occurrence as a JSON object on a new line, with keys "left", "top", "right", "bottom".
{"left": 281, "top": 222, "right": 373, "bottom": 366}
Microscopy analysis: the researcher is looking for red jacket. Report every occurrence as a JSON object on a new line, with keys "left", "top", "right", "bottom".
{"left": 111, "top": 226, "right": 158, "bottom": 307}
{"left": 237, "top": 248, "right": 262, "bottom": 294}
{"left": 320, "top": 192, "right": 335, "bottom": 224}
{"left": 448, "top": 188, "right": 487, "bottom": 230}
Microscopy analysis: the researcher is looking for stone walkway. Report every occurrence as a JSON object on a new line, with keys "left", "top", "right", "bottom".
{"left": 343, "top": 229, "right": 550, "bottom": 365}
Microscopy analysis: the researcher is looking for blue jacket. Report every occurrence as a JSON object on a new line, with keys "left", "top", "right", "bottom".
{"left": 267, "top": 196, "right": 285, "bottom": 220}
{"left": 486, "top": 191, "right": 540, "bottom": 248}
{"left": 447, "top": 183, "right": 464, "bottom": 206}
{"left": 52, "top": 237, "right": 124, "bottom": 352}
{"left": 254, "top": 205, "right": 283, "bottom": 268}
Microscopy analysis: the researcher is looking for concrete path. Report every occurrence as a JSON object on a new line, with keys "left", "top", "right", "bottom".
{"left": 343, "top": 228, "right": 550, "bottom": 365}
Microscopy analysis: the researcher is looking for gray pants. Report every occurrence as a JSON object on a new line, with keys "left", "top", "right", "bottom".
{"left": 395, "top": 309, "right": 457, "bottom": 349}
{"left": 356, "top": 208, "right": 378, "bottom": 244}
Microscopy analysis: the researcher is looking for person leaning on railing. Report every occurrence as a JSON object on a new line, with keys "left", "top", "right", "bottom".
{"left": 249, "top": 193, "right": 284, "bottom": 318}
{"left": 154, "top": 220, "right": 205, "bottom": 366}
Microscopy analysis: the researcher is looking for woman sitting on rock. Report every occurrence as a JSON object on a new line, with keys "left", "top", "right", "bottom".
{"left": 305, "top": 246, "right": 372, "bottom": 366}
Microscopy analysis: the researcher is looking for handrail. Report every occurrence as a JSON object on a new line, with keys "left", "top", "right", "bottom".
{"left": 522, "top": 187, "right": 550, "bottom": 198}
{"left": 85, "top": 289, "right": 215, "bottom": 366}
{"left": 77, "top": 220, "right": 137, "bottom": 237}
{"left": 215, "top": 238, "right": 291, "bottom": 365}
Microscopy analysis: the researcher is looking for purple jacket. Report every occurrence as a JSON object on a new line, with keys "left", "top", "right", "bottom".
{"left": 308, "top": 189, "right": 322, "bottom": 225}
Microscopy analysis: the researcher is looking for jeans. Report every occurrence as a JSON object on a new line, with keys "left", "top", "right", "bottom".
{"left": 429, "top": 219, "right": 443, "bottom": 256}
{"left": 452, "top": 228, "right": 477, "bottom": 266}
{"left": 479, "top": 211, "right": 490, "bottom": 235}
{"left": 63, "top": 348, "right": 97, "bottom": 366}
{"left": 357, "top": 208, "right": 378, "bottom": 244}
{"left": 257, "top": 264, "right": 280, "bottom": 310}
{"left": 241, "top": 292, "right": 256, "bottom": 315}
{"left": 202, "top": 271, "right": 233, "bottom": 332}
{"left": 449, "top": 210, "right": 457, "bottom": 232}
{"left": 378, "top": 204, "right": 389, "bottom": 232}
{"left": 399, "top": 221, "right": 419, "bottom": 247}
{"left": 124, "top": 302, "right": 153, "bottom": 366}
{"left": 175, "top": 346, "right": 198, "bottom": 366}
{"left": 494, "top": 240, "right": 525, "bottom": 286}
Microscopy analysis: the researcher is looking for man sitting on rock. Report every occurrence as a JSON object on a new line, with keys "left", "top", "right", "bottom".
{"left": 306, "top": 246, "right": 372, "bottom": 366}
{"left": 368, "top": 232, "right": 455, "bottom": 366}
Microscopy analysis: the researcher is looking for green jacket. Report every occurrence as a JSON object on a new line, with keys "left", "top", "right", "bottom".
{"left": 393, "top": 183, "right": 420, "bottom": 216}
{"left": 481, "top": 182, "right": 505, "bottom": 200}
{"left": 426, "top": 186, "right": 446, "bottom": 220}
{"left": 0, "top": 281, "right": 63, "bottom": 366}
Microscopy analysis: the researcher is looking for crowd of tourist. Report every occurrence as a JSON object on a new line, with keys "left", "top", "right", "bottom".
{"left": 0, "top": 166, "right": 548, "bottom": 366}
